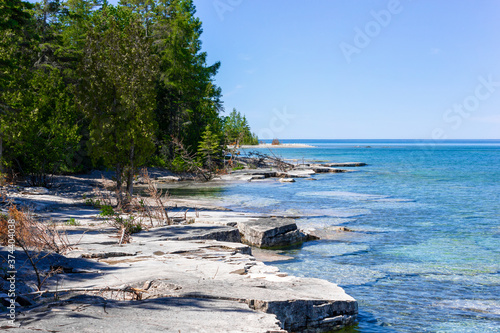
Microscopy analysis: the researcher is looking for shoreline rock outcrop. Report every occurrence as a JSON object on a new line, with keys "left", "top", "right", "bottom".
{"left": 1, "top": 168, "right": 362, "bottom": 332}
{"left": 238, "top": 218, "right": 310, "bottom": 249}
{"left": 4, "top": 229, "right": 357, "bottom": 332}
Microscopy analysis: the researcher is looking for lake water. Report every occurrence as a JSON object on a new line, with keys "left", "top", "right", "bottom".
{"left": 195, "top": 140, "right": 500, "bottom": 332}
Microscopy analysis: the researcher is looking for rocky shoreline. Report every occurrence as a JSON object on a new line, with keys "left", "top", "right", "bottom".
{"left": 1, "top": 161, "right": 366, "bottom": 332}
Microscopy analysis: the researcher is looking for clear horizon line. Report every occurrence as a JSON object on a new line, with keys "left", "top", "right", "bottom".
{"left": 260, "top": 138, "right": 500, "bottom": 141}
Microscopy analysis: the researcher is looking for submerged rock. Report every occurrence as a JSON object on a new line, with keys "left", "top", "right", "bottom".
{"left": 323, "top": 162, "right": 367, "bottom": 167}
{"left": 310, "top": 166, "right": 352, "bottom": 173}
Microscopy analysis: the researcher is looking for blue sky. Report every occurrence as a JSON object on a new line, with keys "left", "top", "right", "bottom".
{"left": 111, "top": 1, "right": 500, "bottom": 139}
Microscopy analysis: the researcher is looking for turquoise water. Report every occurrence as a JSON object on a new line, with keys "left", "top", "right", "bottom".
{"left": 217, "top": 140, "right": 500, "bottom": 332}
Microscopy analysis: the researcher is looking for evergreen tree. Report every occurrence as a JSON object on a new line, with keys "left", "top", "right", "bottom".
{"left": 1, "top": 0, "right": 86, "bottom": 184}
{"left": 77, "top": 5, "right": 158, "bottom": 203}
{"left": 1, "top": 0, "right": 258, "bottom": 183}
{"left": 198, "top": 123, "right": 222, "bottom": 173}
{"left": 223, "top": 108, "right": 258, "bottom": 146}
{"left": 0, "top": 0, "right": 36, "bottom": 173}
{"left": 151, "top": 0, "right": 223, "bottom": 157}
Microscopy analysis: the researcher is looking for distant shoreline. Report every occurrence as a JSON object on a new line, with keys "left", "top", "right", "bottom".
{"left": 229, "top": 143, "right": 315, "bottom": 149}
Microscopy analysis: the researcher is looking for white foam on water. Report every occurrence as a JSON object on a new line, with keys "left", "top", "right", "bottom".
{"left": 276, "top": 208, "right": 303, "bottom": 216}
{"left": 422, "top": 273, "right": 500, "bottom": 286}
{"left": 435, "top": 299, "right": 500, "bottom": 315}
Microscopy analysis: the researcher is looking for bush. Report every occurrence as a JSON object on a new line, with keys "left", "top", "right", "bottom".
{"left": 232, "top": 163, "right": 245, "bottom": 171}
{"left": 121, "top": 216, "right": 142, "bottom": 234}
{"left": 99, "top": 205, "right": 115, "bottom": 217}
{"left": 65, "top": 218, "right": 80, "bottom": 226}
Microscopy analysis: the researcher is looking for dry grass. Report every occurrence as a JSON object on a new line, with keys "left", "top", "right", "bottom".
{"left": 0, "top": 205, "right": 71, "bottom": 254}
{"left": 85, "top": 168, "right": 172, "bottom": 244}
{"left": 0, "top": 204, "right": 73, "bottom": 291}
{"left": 130, "top": 168, "right": 171, "bottom": 227}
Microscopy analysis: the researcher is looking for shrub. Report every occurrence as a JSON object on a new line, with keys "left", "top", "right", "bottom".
{"left": 65, "top": 218, "right": 80, "bottom": 226}
{"left": 99, "top": 205, "right": 115, "bottom": 217}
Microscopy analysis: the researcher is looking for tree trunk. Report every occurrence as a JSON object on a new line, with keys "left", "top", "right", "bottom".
{"left": 125, "top": 145, "right": 135, "bottom": 201}
{"left": 116, "top": 164, "right": 123, "bottom": 208}
{"left": 0, "top": 132, "right": 3, "bottom": 174}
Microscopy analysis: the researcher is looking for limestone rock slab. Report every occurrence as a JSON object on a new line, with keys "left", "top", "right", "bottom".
{"left": 134, "top": 224, "right": 241, "bottom": 243}
{"left": 238, "top": 218, "right": 307, "bottom": 248}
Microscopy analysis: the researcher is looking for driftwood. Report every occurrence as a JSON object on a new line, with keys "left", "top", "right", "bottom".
{"left": 245, "top": 150, "right": 294, "bottom": 172}
{"left": 22, "top": 285, "right": 148, "bottom": 300}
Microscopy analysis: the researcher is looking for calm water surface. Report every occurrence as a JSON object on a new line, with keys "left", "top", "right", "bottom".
{"left": 192, "top": 140, "right": 500, "bottom": 332}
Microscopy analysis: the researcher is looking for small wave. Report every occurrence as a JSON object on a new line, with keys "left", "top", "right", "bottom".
{"left": 422, "top": 273, "right": 500, "bottom": 286}
{"left": 435, "top": 299, "right": 500, "bottom": 315}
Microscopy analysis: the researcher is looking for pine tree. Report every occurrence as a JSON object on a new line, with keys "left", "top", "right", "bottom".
{"left": 198, "top": 124, "right": 222, "bottom": 175}
{"left": 77, "top": 5, "right": 158, "bottom": 204}
{"left": 223, "top": 108, "right": 259, "bottom": 146}
{"left": 151, "top": 0, "right": 223, "bottom": 156}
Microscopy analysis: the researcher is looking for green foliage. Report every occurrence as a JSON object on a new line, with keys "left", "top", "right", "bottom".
{"left": 99, "top": 205, "right": 115, "bottom": 217}
{"left": 77, "top": 5, "right": 158, "bottom": 201}
{"left": 146, "top": 154, "right": 167, "bottom": 168}
{"left": 198, "top": 124, "right": 223, "bottom": 170}
{"left": 4, "top": 68, "right": 81, "bottom": 185}
{"left": 148, "top": 0, "right": 223, "bottom": 156}
{"left": 1, "top": 0, "right": 258, "bottom": 184}
{"left": 0, "top": 0, "right": 85, "bottom": 182}
{"left": 223, "top": 108, "right": 259, "bottom": 145}
{"left": 65, "top": 217, "right": 80, "bottom": 226}
{"left": 169, "top": 155, "right": 196, "bottom": 173}
{"left": 0, "top": 171, "right": 6, "bottom": 185}
{"left": 119, "top": 215, "right": 142, "bottom": 234}
{"left": 84, "top": 196, "right": 101, "bottom": 208}
{"left": 231, "top": 163, "right": 245, "bottom": 171}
